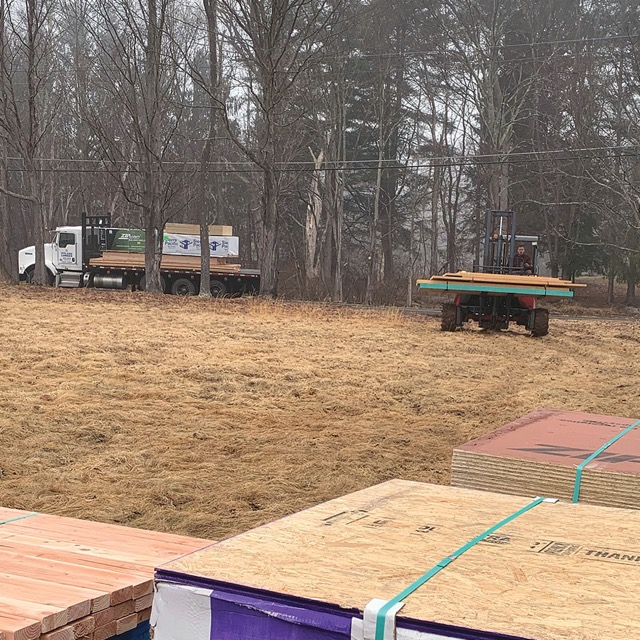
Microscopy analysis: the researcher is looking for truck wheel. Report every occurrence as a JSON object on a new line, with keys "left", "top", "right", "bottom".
{"left": 441, "top": 303, "right": 458, "bottom": 331}
{"left": 171, "top": 278, "right": 196, "bottom": 296}
{"left": 531, "top": 308, "right": 549, "bottom": 337}
{"left": 209, "top": 280, "right": 227, "bottom": 297}
{"left": 24, "top": 267, "right": 55, "bottom": 286}
{"left": 138, "top": 275, "right": 166, "bottom": 293}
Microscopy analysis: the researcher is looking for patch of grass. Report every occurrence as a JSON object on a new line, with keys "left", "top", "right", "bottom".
{"left": 1, "top": 282, "right": 639, "bottom": 541}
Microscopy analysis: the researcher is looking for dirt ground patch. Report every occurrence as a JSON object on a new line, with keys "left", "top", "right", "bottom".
{"left": 1, "top": 283, "right": 639, "bottom": 541}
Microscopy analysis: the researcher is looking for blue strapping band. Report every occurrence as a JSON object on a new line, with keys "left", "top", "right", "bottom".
{"left": 0, "top": 512, "right": 39, "bottom": 525}
{"left": 374, "top": 496, "right": 545, "bottom": 640}
{"left": 572, "top": 419, "right": 640, "bottom": 503}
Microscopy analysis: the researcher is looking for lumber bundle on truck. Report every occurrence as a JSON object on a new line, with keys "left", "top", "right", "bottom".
{"left": 451, "top": 408, "right": 640, "bottom": 509}
{"left": 152, "top": 480, "right": 640, "bottom": 640}
{"left": 0, "top": 508, "right": 209, "bottom": 640}
{"left": 163, "top": 223, "right": 233, "bottom": 236}
{"left": 89, "top": 252, "right": 242, "bottom": 273}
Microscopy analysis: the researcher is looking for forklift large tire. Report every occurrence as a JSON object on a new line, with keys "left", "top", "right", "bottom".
{"left": 441, "top": 303, "right": 458, "bottom": 332}
{"left": 171, "top": 278, "right": 196, "bottom": 296}
{"left": 531, "top": 308, "right": 549, "bottom": 337}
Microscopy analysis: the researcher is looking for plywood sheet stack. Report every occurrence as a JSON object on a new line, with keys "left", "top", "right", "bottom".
{"left": 451, "top": 408, "right": 640, "bottom": 509}
{"left": 164, "top": 223, "right": 233, "bottom": 236}
{"left": 0, "top": 508, "right": 209, "bottom": 640}
{"left": 152, "top": 479, "right": 640, "bottom": 640}
{"left": 89, "top": 252, "right": 242, "bottom": 273}
{"left": 430, "top": 271, "right": 584, "bottom": 288}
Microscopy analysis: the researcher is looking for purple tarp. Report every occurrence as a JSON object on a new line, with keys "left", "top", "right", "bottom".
{"left": 155, "top": 568, "right": 534, "bottom": 640}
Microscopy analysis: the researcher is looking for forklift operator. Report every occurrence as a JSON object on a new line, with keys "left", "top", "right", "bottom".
{"left": 513, "top": 245, "right": 533, "bottom": 274}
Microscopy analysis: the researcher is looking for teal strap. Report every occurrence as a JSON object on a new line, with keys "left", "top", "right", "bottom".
{"left": 374, "top": 497, "right": 545, "bottom": 640}
{"left": 572, "top": 419, "right": 640, "bottom": 503}
{"left": 0, "top": 512, "right": 39, "bottom": 525}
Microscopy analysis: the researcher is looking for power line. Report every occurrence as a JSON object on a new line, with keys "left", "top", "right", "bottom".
{"left": 319, "top": 33, "right": 640, "bottom": 62}
{"left": 6, "top": 144, "right": 639, "bottom": 169}
{"left": 5, "top": 148, "right": 640, "bottom": 174}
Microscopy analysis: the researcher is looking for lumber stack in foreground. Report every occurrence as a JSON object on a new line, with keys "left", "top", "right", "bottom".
{"left": 452, "top": 408, "right": 640, "bottom": 509}
{"left": 153, "top": 480, "right": 640, "bottom": 640}
{"left": 0, "top": 509, "right": 209, "bottom": 640}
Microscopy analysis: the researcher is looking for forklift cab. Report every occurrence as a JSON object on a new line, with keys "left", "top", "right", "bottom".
{"left": 474, "top": 211, "right": 539, "bottom": 275}
{"left": 513, "top": 235, "right": 539, "bottom": 275}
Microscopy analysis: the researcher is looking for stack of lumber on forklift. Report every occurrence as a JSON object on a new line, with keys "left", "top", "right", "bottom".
{"left": 89, "top": 252, "right": 242, "bottom": 274}
{"left": 0, "top": 508, "right": 209, "bottom": 640}
{"left": 432, "top": 271, "right": 581, "bottom": 287}
{"left": 417, "top": 271, "right": 585, "bottom": 295}
{"left": 452, "top": 408, "right": 640, "bottom": 509}
{"left": 152, "top": 479, "right": 640, "bottom": 640}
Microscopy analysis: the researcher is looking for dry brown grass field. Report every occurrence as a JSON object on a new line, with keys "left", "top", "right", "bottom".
{"left": 1, "top": 282, "right": 639, "bottom": 542}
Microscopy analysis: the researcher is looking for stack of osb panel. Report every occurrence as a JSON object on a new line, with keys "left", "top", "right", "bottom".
{"left": 451, "top": 408, "right": 640, "bottom": 509}
{"left": 152, "top": 479, "right": 640, "bottom": 640}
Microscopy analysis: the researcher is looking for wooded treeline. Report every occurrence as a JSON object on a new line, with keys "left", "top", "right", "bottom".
{"left": 0, "top": 0, "right": 639, "bottom": 303}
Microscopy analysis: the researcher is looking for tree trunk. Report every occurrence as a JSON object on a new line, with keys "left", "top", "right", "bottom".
{"left": 365, "top": 84, "right": 385, "bottom": 306}
{"left": 141, "top": 0, "right": 164, "bottom": 294}
{"left": 305, "top": 148, "right": 324, "bottom": 289}
{"left": 365, "top": 157, "right": 383, "bottom": 306}
{"left": 199, "top": 128, "right": 214, "bottom": 298}
{"left": 607, "top": 265, "right": 615, "bottom": 304}
{"left": 26, "top": 162, "right": 48, "bottom": 285}
{"left": 626, "top": 274, "right": 637, "bottom": 306}
{"left": 331, "top": 167, "right": 344, "bottom": 303}
{"left": 199, "top": 204, "right": 211, "bottom": 297}
{"left": 144, "top": 220, "right": 164, "bottom": 292}
{"left": 199, "top": 0, "right": 220, "bottom": 298}
{"left": 430, "top": 163, "right": 441, "bottom": 275}
{"left": 0, "top": 140, "right": 15, "bottom": 282}
{"left": 259, "top": 165, "right": 279, "bottom": 298}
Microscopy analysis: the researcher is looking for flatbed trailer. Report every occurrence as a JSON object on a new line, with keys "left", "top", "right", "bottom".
{"left": 18, "top": 215, "right": 260, "bottom": 296}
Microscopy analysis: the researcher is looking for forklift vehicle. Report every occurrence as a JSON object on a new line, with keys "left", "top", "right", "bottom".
{"left": 417, "top": 211, "right": 585, "bottom": 336}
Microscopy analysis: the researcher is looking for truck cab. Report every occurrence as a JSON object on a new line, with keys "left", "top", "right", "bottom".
{"left": 18, "top": 226, "right": 83, "bottom": 283}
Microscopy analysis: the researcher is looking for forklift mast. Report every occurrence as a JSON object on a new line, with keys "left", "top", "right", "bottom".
{"left": 479, "top": 210, "right": 539, "bottom": 275}
{"left": 481, "top": 210, "right": 517, "bottom": 274}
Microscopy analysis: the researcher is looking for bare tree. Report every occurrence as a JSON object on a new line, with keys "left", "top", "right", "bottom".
{"left": 0, "top": 0, "right": 59, "bottom": 284}
{"left": 217, "top": 0, "right": 342, "bottom": 298}
{"left": 87, "top": 0, "right": 190, "bottom": 293}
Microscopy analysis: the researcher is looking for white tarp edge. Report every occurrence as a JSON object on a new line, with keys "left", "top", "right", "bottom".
{"left": 151, "top": 581, "right": 212, "bottom": 640}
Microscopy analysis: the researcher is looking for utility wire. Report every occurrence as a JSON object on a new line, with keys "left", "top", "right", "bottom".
{"left": 6, "top": 144, "right": 639, "bottom": 170}
{"left": 5, "top": 149, "right": 640, "bottom": 174}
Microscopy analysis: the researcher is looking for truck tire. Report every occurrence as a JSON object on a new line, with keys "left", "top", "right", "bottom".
{"left": 138, "top": 274, "right": 166, "bottom": 293}
{"left": 171, "top": 278, "right": 196, "bottom": 296}
{"left": 531, "top": 308, "right": 549, "bottom": 337}
{"left": 209, "top": 280, "right": 227, "bottom": 297}
{"left": 441, "top": 303, "right": 458, "bottom": 331}
{"left": 24, "top": 266, "right": 55, "bottom": 286}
